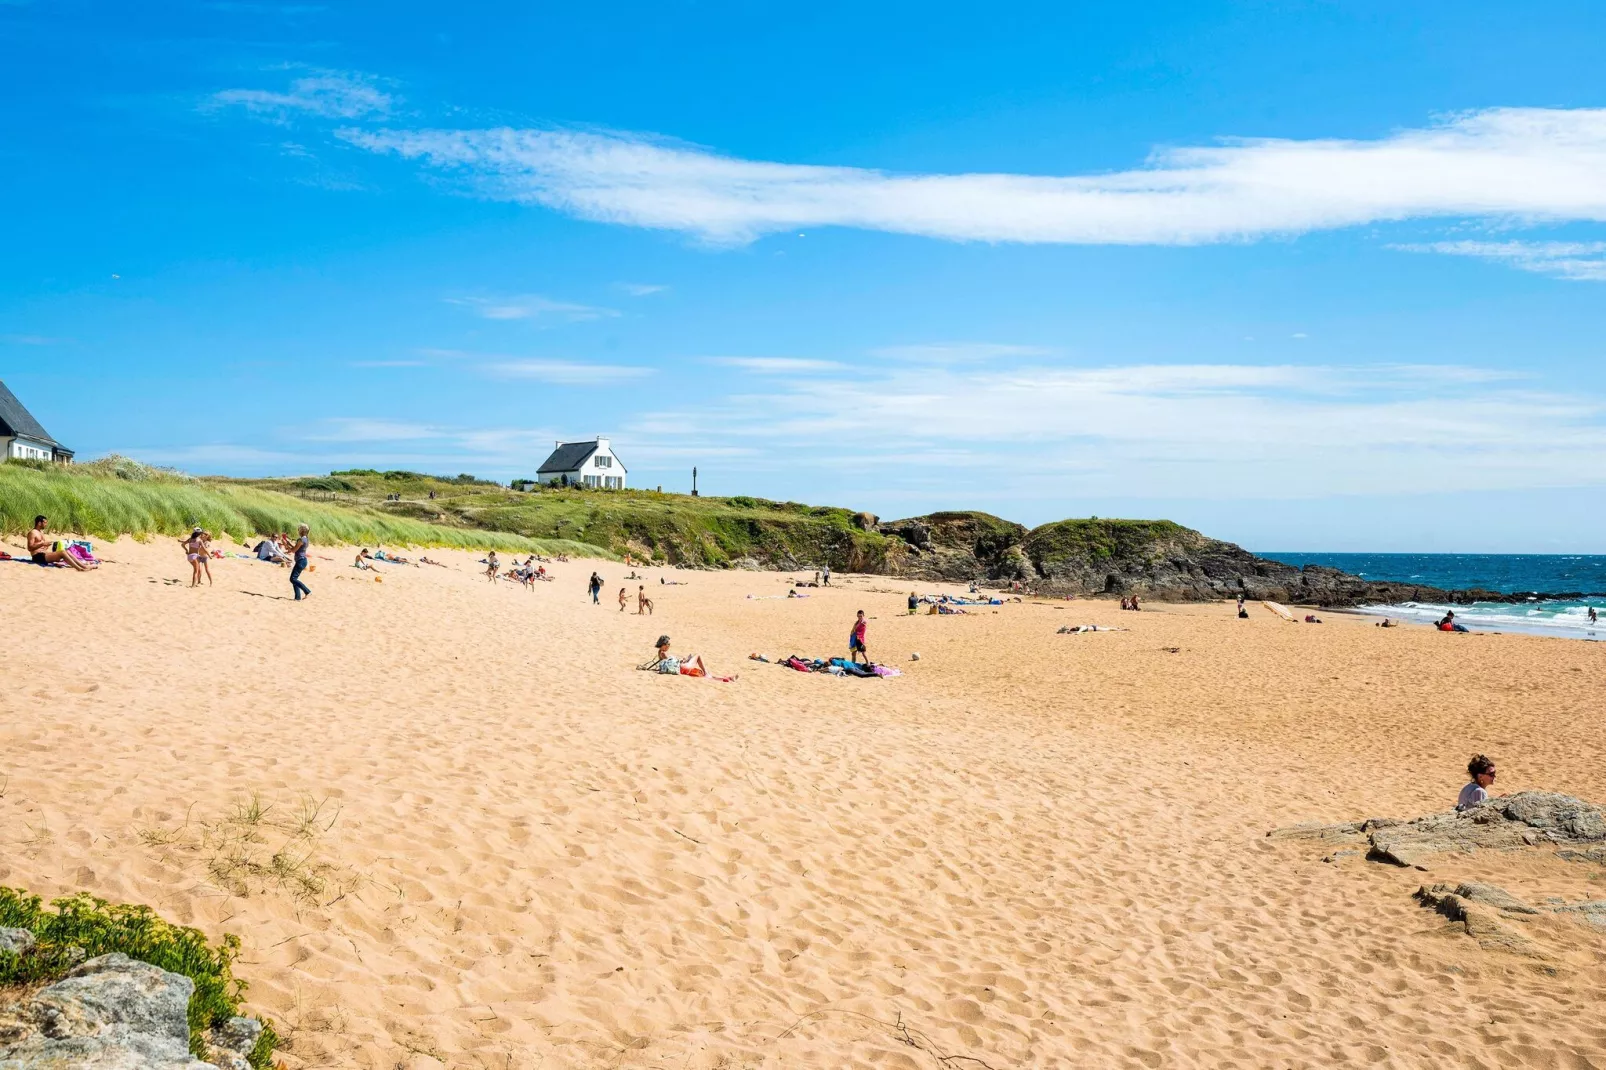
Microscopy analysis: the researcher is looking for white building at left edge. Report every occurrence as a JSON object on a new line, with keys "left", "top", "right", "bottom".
{"left": 0, "top": 379, "right": 74, "bottom": 462}
{"left": 535, "top": 436, "right": 627, "bottom": 488}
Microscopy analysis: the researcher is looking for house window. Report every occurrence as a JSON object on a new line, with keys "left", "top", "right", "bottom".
{"left": 595, "top": 455, "right": 611, "bottom": 468}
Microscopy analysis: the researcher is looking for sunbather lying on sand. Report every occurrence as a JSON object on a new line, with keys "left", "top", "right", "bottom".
{"left": 639, "top": 636, "right": 735, "bottom": 681}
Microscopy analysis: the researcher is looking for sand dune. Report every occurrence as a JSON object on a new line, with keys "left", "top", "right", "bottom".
{"left": 3, "top": 536, "right": 1605, "bottom": 1068}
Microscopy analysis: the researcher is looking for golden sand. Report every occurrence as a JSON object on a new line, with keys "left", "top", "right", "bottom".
{"left": 3, "top": 536, "right": 1605, "bottom": 1068}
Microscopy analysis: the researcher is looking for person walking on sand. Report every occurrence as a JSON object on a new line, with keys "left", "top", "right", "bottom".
{"left": 823, "top": 565, "right": 832, "bottom": 587}
{"left": 618, "top": 586, "right": 628, "bottom": 612}
{"left": 26, "top": 515, "right": 92, "bottom": 571}
{"left": 638, "top": 585, "right": 653, "bottom": 615}
{"left": 848, "top": 609, "right": 869, "bottom": 665}
{"left": 290, "top": 524, "right": 312, "bottom": 601}
{"left": 1457, "top": 754, "right": 1497, "bottom": 810}
{"left": 588, "top": 571, "right": 603, "bottom": 604}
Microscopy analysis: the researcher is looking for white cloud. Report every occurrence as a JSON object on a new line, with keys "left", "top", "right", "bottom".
{"left": 1392, "top": 240, "right": 1606, "bottom": 281}
{"left": 618, "top": 283, "right": 669, "bottom": 296}
{"left": 338, "top": 108, "right": 1606, "bottom": 246}
{"left": 704, "top": 356, "right": 846, "bottom": 373}
{"left": 447, "top": 294, "right": 619, "bottom": 321}
{"left": 214, "top": 70, "right": 391, "bottom": 120}
{"left": 624, "top": 359, "right": 1606, "bottom": 499}
{"left": 871, "top": 342, "right": 1053, "bottom": 363}
{"left": 302, "top": 418, "right": 443, "bottom": 442}
{"left": 484, "top": 359, "right": 648, "bottom": 384}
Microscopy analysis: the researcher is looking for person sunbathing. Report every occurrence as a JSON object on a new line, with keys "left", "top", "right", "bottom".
{"left": 641, "top": 636, "right": 733, "bottom": 680}
{"left": 27, "top": 515, "right": 92, "bottom": 572}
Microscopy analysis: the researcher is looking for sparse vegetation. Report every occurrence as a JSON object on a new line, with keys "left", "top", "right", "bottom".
{"left": 0, "top": 887, "right": 281, "bottom": 1069}
{"left": 138, "top": 791, "right": 355, "bottom": 905}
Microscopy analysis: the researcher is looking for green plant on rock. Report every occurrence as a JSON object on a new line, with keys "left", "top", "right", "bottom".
{"left": 0, "top": 887, "right": 280, "bottom": 1069}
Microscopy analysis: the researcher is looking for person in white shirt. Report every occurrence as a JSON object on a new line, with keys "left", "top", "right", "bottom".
{"left": 1457, "top": 754, "right": 1497, "bottom": 811}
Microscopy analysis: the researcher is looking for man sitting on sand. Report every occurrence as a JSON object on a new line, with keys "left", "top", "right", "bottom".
{"left": 1457, "top": 754, "right": 1497, "bottom": 810}
{"left": 26, "top": 515, "right": 92, "bottom": 571}
{"left": 354, "top": 548, "right": 376, "bottom": 570}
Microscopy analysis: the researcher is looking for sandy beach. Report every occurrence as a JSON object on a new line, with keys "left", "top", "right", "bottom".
{"left": 3, "top": 536, "right": 1605, "bottom": 1069}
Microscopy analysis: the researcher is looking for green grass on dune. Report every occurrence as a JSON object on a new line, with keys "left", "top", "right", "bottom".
{"left": 0, "top": 461, "right": 607, "bottom": 556}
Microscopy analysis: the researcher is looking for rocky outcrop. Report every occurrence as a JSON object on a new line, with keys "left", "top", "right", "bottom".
{"left": 0, "top": 953, "right": 264, "bottom": 1070}
{"left": 0, "top": 953, "right": 212, "bottom": 1068}
{"left": 1269, "top": 792, "right": 1606, "bottom": 870}
{"left": 876, "top": 512, "right": 1030, "bottom": 582}
{"left": 867, "top": 514, "right": 1597, "bottom": 605}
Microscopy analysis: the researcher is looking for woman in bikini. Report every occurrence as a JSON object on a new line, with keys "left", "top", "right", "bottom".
{"left": 181, "top": 527, "right": 212, "bottom": 587}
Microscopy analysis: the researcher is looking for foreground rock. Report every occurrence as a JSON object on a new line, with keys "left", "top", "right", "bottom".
{"left": 0, "top": 952, "right": 261, "bottom": 1070}
{"left": 1268, "top": 791, "right": 1606, "bottom": 869}
{"left": 1414, "top": 881, "right": 1606, "bottom": 958}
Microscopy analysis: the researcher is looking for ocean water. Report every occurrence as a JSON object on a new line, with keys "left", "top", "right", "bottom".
{"left": 1258, "top": 553, "right": 1606, "bottom": 640}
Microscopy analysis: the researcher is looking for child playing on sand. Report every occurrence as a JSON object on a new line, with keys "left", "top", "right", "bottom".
{"left": 619, "top": 587, "right": 628, "bottom": 612}
{"left": 908, "top": 592, "right": 919, "bottom": 615}
{"left": 485, "top": 551, "right": 500, "bottom": 581}
{"left": 1457, "top": 755, "right": 1497, "bottom": 810}
{"left": 638, "top": 586, "right": 653, "bottom": 615}
{"left": 849, "top": 610, "right": 869, "bottom": 665}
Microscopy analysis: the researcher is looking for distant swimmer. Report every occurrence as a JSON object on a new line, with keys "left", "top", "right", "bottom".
{"left": 1590, "top": 607, "right": 1599, "bottom": 625}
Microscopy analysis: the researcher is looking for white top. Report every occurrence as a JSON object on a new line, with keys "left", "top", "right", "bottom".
{"left": 1456, "top": 782, "right": 1490, "bottom": 811}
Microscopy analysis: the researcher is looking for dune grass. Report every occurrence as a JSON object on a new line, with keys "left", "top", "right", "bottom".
{"left": 0, "top": 462, "right": 610, "bottom": 555}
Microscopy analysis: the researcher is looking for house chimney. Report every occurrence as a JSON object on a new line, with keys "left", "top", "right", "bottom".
{"left": 555, "top": 440, "right": 562, "bottom": 449}
{"left": 596, "top": 435, "right": 609, "bottom": 446}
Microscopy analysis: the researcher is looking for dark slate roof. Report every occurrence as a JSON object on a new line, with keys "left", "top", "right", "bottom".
{"left": 537, "top": 440, "right": 600, "bottom": 474}
{"left": 0, "top": 380, "right": 62, "bottom": 448}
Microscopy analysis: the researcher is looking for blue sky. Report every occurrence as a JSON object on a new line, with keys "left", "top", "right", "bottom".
{"left": 3, "top": 1, "right": 1605, "bottom": 551}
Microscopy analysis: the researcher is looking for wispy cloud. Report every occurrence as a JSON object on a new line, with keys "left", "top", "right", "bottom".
{"left": 704, "top": 356, "right": 846, "bottom": 373}
{"left": 871, "top": 342, "right": 1053, "bottom": 364}
{"left": 1392, "top": 240, "right": 1606, "bottom": 281}
{"left": 618, "top": 283, "right": 669, "bottom": 297}
{"left": 214, "top": 69, "right": 392, "bottom": 121}
{"left": 624, "top": 359, "right": 1606, "bottom": 499}
{"left": 302, "top": 418, "right": 442, "bottom": 442}
{"left": 337, "top": 108, "right": 1606, "bottom": 246}
{"left": 447, "top": 294, "right": 619, "bottom": 322}
{"left": 484, "top": 359, "right": 648, "bottom": 384}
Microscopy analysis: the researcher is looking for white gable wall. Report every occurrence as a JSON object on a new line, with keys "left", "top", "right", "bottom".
{"left": 537, "top": 438, "right": 628, "bottom": 489}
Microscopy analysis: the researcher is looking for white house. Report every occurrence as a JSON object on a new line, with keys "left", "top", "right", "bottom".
{"left": 537, "top": 436, "right": 627, "bottom": 489}
{"left": 0, "top": 379, "right": 73, "bottom": 463}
